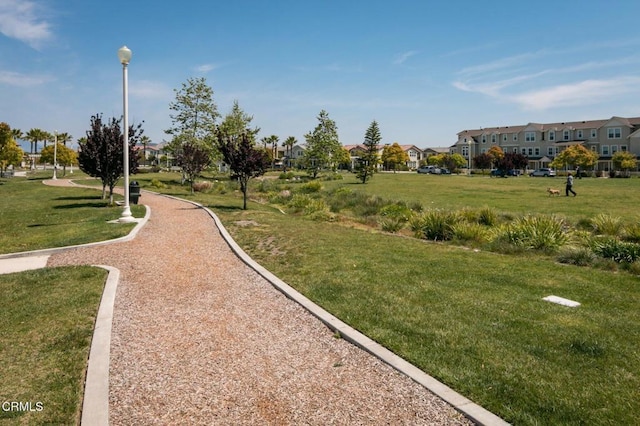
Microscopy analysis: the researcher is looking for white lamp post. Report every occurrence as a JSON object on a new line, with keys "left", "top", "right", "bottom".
{"left": 118, "top": 45, "right": 135, "bottom": 222}
{"left": 467, "top": 138, "right": 473, "bottom": 176}
{"left": 52, "top": 130, "right": 57, "bottom": 180}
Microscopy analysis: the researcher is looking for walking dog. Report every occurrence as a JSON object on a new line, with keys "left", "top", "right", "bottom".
{"left": 547, "top": 187, "right": 561, "bottom": 196}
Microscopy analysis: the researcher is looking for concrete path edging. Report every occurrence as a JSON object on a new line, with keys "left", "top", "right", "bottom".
{"left": 161, "top": 194, "right": 510, "bottom": 426}
{"left": 81, "top": 265, "right": 119, "bottom": 426}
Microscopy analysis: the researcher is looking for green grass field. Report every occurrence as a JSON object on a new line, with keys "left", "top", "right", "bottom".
{"left": 0, "top": 174, "right": 143, "bottom": 423}
{"left": 129, "top": 171, "right": 639, "bottom": 425}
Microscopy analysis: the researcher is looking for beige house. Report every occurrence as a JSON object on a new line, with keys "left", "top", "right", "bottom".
{"left": 343, "top": 143, "right": 424, "bottom": 170}
{"left": 453, "top": 116, "right": 640, "bottom": 171}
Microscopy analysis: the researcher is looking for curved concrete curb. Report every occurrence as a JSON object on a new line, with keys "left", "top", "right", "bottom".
{"left": 81, "top": 265, "right": 119, "bottom": 426}
{"left": 159, "top": 194, "right": 509, "bottom": 426}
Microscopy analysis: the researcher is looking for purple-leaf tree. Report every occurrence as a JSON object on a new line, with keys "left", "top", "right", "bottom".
{"left": 78, "top": 113, "right": 142, "bottom": 204}
{"left": 217, "top": 131, "right": 269, "bottom": 210}
{"left": 174, "top": 141, "right": 212, "bottom": 193}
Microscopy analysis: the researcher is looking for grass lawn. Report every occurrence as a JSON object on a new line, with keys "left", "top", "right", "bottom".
{"left": 0, "top": 266, "right": 107, "bottom": 424}
{"left": 0, "top": 175, "right": 145, "bottom": 254}
{"left": 129, "top": 171, "right": 640, "bottom": 425}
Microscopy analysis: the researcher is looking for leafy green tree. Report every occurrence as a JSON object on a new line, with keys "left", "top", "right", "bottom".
{"left": 39, "top": 143, "right": 77, "bottom": 177}
{"left": 165, "top": 77, "right": 219, "bottom": 155}
{"left": 218, "top": 100, "right": 260, "bottom": 142}
{"left": 216, "top": 131, "right": 269, "bottom": 210}
{"left": 175, "top": 141, "right": 212, "bottom": 193}
{"left": 356, "top": 120, "right": 381, "bottom": 183}
{"left": 381, "top": 142, "right": 408, "bottom": 173}
{"left": 78, "top": 114, "right": 142, "bottom": 204}
{"left": 442, "top": 153, "right": 467, "bottom": 173}
{"left": 0, "top": 122, "right": 24, "bottom": 177}
{"left": 612, "top": 151, "right": 637, "bottom": 177}
{"left": 303, "top": 110, "right": 341, "bottom": 178}
{"left": 551, "top": 144, "right": 598, "bottom": 171}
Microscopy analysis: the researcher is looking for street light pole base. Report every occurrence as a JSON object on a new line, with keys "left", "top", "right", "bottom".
{"left": 118, "top": 206, "right": 136, "bottom": 223}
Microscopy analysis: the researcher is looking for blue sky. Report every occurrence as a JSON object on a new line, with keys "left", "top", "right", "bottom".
{"left": 3, "top": 0, "right": 640, "bottom": 150}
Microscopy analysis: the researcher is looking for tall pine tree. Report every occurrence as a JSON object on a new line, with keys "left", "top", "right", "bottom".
{"left": 356, "top": 120, "right": 381, "bottom": 183}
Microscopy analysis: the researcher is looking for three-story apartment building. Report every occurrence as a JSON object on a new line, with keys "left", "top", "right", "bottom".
{"left": 453, "top": 116, "right": 640, "bottom": 171}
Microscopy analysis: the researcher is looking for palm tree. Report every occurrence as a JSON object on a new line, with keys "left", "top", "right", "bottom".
{"left": 11, "top": 128, "right": 23, "bottom": 143}
{"left": 140, "top": 135, "right": 151, "bottom": 166}
{"left": 25, "top": 128, "right": 48, "bottom": 169}
{"left": 269, "top": 135, "right": 279, "bottom": 168}
{"left": 56, "top": 132, "right": 73, "bottom": 146}
{"left": 283, "top": 136, "right": 297, "bottom": 168}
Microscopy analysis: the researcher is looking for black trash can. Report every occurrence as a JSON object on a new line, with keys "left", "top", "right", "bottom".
{"left": 129, "top": 181, "right": 141, "bottom": 205}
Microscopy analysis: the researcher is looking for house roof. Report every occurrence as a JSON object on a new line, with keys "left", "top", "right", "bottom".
{"left": 457, "top": 116, "right": 640, "bottom": 137}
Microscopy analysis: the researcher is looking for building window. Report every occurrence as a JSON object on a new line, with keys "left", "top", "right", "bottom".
{"left": 591, "top": 129, "right": 597, "bottom": 138}
{"left": 525, "top": 132, "right": 536, "bottom": 142}
{"left": 611, "top": 145, "right": 618, "bottom": 154}
{"left": 513, "top": 147, "right": 518, "bottom": 153}
{"left": 513, "top": 134, "right": 518, "bottom": 141}
{"left": 503, "top": 134, "right": 508, "bottom": 142}
{"left": 482, "top": 135, "right": 487, "bottom": 143}
{"left": 602, "top": 145, "right": 609, "bottom": 155}
{"left": 608, "top": 128, "right": 621, "bottom": 139}
{"left": 621, "top": 145, "right": 628, "bottom": 152}
{"left": 577, "top": 130, "right": 583, "bottom": 139}
{"left": 535, "top": 147, "right": 540, "bottom": 156}
{"left": 563, "top": 130, "right": 570, "bottom": 141}
{"left": 591, "top": 146, "right": 597, "bottom": 152}
{"left": 527, "top": 148, "right": 533, "bottom": 156}
{"left": 491, "top": 134, "right": 496, "bottom": 143}
{"left": 521, "top": 148, "right": 526, "bottom": 154}
{"left": 548, "top": 131, "right": 555, "bottom": 141}
{"left": 548, "top": 147, "right": 554, "bottom": 156}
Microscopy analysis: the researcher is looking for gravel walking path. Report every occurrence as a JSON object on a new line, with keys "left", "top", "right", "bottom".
{"left": 46, "top": 180, "right": 471, "bottom": 425}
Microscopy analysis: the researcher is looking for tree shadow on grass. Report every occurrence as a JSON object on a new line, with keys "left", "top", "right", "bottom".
{"left": 206, "top": 204, "right": 244, "bottom": 212}
{"left": 54, "top": 195, "right": 103, "bottom": 201}
{"left": 53, "top": 202, "right": 110, "bottom": 209}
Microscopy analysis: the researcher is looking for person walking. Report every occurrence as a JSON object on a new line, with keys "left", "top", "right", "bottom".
{"left": 576, "top": 165, "right": 581, "bottom": 179}
{"left": 566, "top": 172, "right": 577, "bottom": 196}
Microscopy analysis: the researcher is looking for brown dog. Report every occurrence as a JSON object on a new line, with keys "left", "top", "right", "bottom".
{"left": 547, "top": 188, "right": 560, "bottom": 196}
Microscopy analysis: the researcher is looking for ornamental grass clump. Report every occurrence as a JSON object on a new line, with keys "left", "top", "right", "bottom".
{"left": 411, "top": 209, "right": 460, "bottom": 241}
{"left": 591, "top": 213, "right": 624, "bottom": 236}
{"left": 378, "top": 202, "right": 412, "bottom": 233}
{"left": 498, "top": 214, "right": 568, "bottom": 252}
{"left": 451, "top": 221, "right": 490, "bottom": 244}
{"left": 556, "top": 246, "right": 596, "bottom": 266}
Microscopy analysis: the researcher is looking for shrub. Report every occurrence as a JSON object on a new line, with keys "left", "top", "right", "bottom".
{"left": 451, "top": 222, "right": 489, "bottom": 244}
{"left": 288, "top": 193, "right": 313, "bottom": 212}
{"left": 413, "top": 209, "right": 459, "bottom": 241}
{"left": 192, "top": 181, "right": 212, "bottom": 192}
{"left": 623, "top": 222, "right": 640, "bottom": 243}
{"left": 299, "top": 180, "right": 323, "bottom": 193}
{"left": 590, "top": 236, "right": 640, "bottom": 263}
{"left": 352, "top": 195, "right": 386, "bottom": 218}
{"left": 279, "top": 171, "right": 295, "bottom": 180}
{"left": 478, "top": 206, "right": 498, "bottom": 226}
{"left": 379, "top": 217, "right": 405, "bottom": 233}
{"left": 150, "top": 178, "right": 167, "bottom": 189}
{"left": 497, "top": 215, "right": 568, "bottom": 252}
{"left": 556, "top": 247, "right": 596, "bottom": 266}
{"left": 591, "top": 213, "right": 623, "bottom": 236}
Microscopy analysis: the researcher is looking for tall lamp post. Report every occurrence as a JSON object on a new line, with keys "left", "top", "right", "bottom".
{"left": 467, "top": 138, "right": 473, "bottom": 176}
{"left": 118, "top": 45, "right": 135, "bottom": 223}
{"left": 52, "top": 130, "right": 57, "bottom": 180}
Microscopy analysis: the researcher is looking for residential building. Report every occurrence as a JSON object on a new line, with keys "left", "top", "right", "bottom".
{"left": 453, "top": 116, "right": 640, "bottom": 171}
{"left": 343, "top": 143, "right": 424, "bottom": 170}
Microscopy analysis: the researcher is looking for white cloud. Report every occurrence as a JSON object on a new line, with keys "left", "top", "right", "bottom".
{"left": 0, "top": 0, "right": 52, "bottom": 48}
{"left": 194, "top": 64, "right": 219, "bottom": 73}
{"left": 0, "top": 70, "right": 49, "bottom": 86}
{"left": 393, "top": 50, "right": 418, "bottom": 65}
{"left": 510, "top": 77, "right": 640, "bottom": 110}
